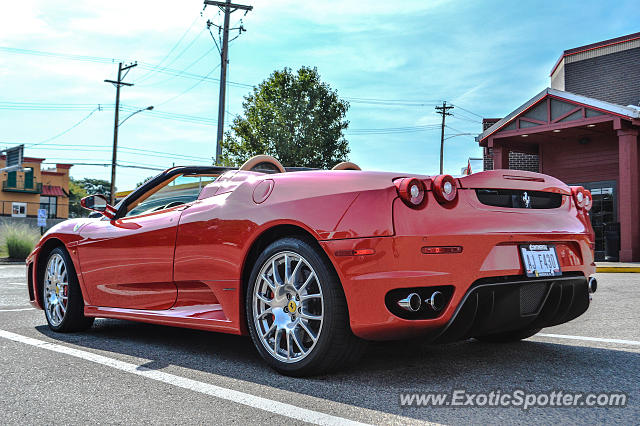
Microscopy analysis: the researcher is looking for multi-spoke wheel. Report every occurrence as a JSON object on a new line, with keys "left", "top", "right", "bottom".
{"left": 44, "top": 252, "right": 69, "bottom": 327}
{"left": 42, "top": 247, "right": 94, "bottom": 332}
{"left": 246, "top": 237, "right": 366, "bottom": 376}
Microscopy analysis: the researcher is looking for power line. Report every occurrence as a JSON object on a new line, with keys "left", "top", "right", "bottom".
{"left": 139, "top": 46, "right": 217, "bottom": 88}
{"left": 0, "top": 46, "right": 124, "bottom": 64}
{"left": 0, "top": 101, "right": 218, "bottom": 126}
{"left": 121, "top": 105, "right": 217, "bottom": 125}
{"left": 347, "top": 124, "right": 440, "bottom": 135}
{"left": 24, "top": 107, "right": 103, "bottom": 148}
{"left": 451, "top": 113, "right": 482, "bottom": 124}
{"left": 0, "top": 102, "right": 103, "bottom": 111}
{"left": 344, "top": 97, "right": 442, "bottom": 107}
{"left": 0, "top": 45, "right": 251, "bottom": 88}
{"left": 450, "top": 103, "right": 484, "bottom": 118}
{"left": 136, "top": 28, "right": 206, "bottom": 84}
{"left": 27, "top": 145, "right": 213, "bottom": 163}
{"left": 154, "top": 62, "right": 221, "bottom": 107}
{"left": 133, "top": 15, "right": 203, "bottom": 83}
{"left": 1, "top": 46, "right": 486, "bottom": 118}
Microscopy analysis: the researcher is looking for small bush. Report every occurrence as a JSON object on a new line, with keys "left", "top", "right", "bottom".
{"left": 0, "top": 223, "right": 40, "bottom": 260}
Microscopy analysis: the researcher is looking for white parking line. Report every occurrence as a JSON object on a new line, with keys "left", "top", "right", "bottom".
{"left": 537, "top": 333, "right": 640, "bottom": 346}
{"left": 0, "top": 329, "right": 370, "bottom": 426}
{"left": 0, "top": 308, "right": 35, "bottom": 312}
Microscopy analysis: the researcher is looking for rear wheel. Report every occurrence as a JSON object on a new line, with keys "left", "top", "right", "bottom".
{"left": 42, "top": 247, "right": 94, "bottom": 332}
{"left": 246, "top": 237, "right": 366, "bottom": 376}
{"left": 475, "top": 327, "right": 541, "bottom": 343}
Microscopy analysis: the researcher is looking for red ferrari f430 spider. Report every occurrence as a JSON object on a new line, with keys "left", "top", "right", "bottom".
{"left": 26, "top": 155, "right": 597, "bottom": 375}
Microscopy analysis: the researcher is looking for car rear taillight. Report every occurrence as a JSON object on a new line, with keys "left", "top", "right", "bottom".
{"left": 571, "top": 186, "right": 587, "bottom": 210}
{"left": 395, "top": 178, "right": 426, "bottom": 208}
{"left": 583, "top": 189, "right": 592, "bottom": 211}
{"left": 433, "top": 175, "right": 458, "bottom": 204}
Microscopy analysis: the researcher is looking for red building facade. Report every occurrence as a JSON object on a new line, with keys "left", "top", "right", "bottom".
{"left": 478, "top": 33, "right": 640, "bottom": 262}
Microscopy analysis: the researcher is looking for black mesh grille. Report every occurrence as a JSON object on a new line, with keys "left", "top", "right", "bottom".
{"left": 476, "top": 189, "right": 563, "bottom": 209}
{"left": 519, "top": 282, "right": 548, "bottom": 315}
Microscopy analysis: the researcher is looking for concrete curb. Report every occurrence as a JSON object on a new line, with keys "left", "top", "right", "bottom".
{"left": 596, "top": 266, "right": 640, "bottom": 273}
{"left": 0, "top": 259, "right": 26, "bottom": 265}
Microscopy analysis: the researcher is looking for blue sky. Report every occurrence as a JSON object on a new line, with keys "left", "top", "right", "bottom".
{"left": 1, "top": 0, "right": 638, "bottom": 190}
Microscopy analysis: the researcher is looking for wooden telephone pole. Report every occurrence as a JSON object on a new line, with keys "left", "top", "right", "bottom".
{"left": 435, "top": 101, "right": 454, "bottom": 174}
{"left": 105, "top": 62, "right": 137, "bottom": 204}
{"left": 204, "top": 0, "right": 253, "bottom": 165}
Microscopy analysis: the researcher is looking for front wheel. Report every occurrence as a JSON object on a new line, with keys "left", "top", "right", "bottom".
{"left": 246, "top": 237, "right": 366, "bottom": 376}
{"left": 42, "top": 247, "right": 94, "bottom": 332}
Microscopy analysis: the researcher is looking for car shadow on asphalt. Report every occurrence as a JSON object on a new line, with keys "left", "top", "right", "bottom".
{"left": 34, "top": 319, "right": 639, "bottom": 421}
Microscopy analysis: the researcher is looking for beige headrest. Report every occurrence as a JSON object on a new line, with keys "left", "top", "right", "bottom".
{"left": 331, "top": 161, "right": 361, "bottom": 171}
{"left": 239, "top": 155, "right": 286, "bottom": 173}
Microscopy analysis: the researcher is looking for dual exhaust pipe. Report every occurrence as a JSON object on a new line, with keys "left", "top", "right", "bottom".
{"left": 399, "top": 277, "right": 597, "bottom": 313}
{"left": 398, "top": 291, "right": 445, "bottom": 312}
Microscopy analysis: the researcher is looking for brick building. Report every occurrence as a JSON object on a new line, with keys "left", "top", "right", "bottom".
{"left": 0, "top": 156, "right": 72, "bottom": 220}
{"left": 478, "top": 32, "right": 640, "bottom": 262}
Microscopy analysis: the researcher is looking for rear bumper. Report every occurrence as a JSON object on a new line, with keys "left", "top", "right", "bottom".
{"left": 320, "top": 233, "right": 595, "bottom": 341}
{"left": 431, "top": 274, "right": 589, "bottom": 343}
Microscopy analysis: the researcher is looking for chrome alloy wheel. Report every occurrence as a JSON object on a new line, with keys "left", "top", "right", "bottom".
{"left": 252, "top": 251, "right": 324, "bottom": 363}
{"left": 44, "top": 253, "right": 69, "bottom": 327}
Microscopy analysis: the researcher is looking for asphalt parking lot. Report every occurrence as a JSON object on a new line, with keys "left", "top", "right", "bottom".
{"left": 0, "top": 265, "right": 638, "bottom": 425}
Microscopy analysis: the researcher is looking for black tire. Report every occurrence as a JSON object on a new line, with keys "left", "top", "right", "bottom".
{"left": 42, "top": 247, "right": 94, "bottom": 332}
{"left": 475, "top": 327, "right": 541, "bottom": 343}
{"left": 245, "top": 236, "right": 366, "bottom": 376}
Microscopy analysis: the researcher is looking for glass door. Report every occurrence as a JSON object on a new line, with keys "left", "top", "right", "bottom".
{"left": 575, "top": 180, "right": 617, "bottom": 261}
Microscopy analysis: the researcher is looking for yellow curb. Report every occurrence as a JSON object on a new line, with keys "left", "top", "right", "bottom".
{"left": 596, "top": 267, "right": 640, "bottom": 273}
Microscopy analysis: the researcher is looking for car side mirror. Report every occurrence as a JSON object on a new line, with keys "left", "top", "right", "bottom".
{"left": 80, "top": 194, "right": 116, "bottom": 219}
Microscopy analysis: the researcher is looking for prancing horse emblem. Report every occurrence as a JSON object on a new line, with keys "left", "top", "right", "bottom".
{"left": 522, "top": 191, "right": 531, "bottom": 208}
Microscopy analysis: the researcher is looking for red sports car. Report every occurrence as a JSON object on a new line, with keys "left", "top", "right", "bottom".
{"left": 26, "top": 155, "right": 597, "bottom": 376}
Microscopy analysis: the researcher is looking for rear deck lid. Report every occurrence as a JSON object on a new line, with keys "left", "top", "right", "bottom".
{"left": 457, "top": 170, "right": 571, "bottom": 195}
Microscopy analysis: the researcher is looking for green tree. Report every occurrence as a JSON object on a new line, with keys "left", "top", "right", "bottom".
{"left": 79, "top": 178, "right": 112, "bottom": 201}
{"left": 136, "top": 176, "right": 155, "bottom": 188}
{"left": 222, "top": 66, "right": 350, "bottom": 169}
{"left": 68, "top": 178, "right": 112, "bottom": 217}
{"left": 68, "top": 178, "right": 88, "bottom": 218}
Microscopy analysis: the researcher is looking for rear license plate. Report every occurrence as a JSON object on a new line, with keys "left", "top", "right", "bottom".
{"left": 519, "top": 244, "right": 561, "bottom": 277}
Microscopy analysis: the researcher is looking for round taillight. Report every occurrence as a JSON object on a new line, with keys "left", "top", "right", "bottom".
{"left": 572, "top": 186, "right": 586, "bottom": 209}
{"left": 583, "top": 189, "right": 592, "bottom": 211}
{"left": 395, "top": 178, "right": 426, "bottom": 208}
{"left": 433, "top": 175, "right": 458, "bottom": 203}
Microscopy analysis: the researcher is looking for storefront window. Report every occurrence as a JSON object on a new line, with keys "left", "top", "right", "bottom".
{"left": 40, "top": 196, "right": 57, "bottom": 218}
{"left": 11, "top": 202, "right": 27, "bottom": 217}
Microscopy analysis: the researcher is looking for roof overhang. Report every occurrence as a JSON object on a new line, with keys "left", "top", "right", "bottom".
{"left": 477, "top": 88, "right": 640, "bottom": 146}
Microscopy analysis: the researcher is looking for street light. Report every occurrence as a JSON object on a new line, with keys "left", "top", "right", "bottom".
{"left": 109, "top": 105, "right": 154, "bottom": 204}
{"left": 118, "top": 105, "right": 154, "bottom": 127}
{"left": 443, "top": 132, "right": 475, "bottom": 141}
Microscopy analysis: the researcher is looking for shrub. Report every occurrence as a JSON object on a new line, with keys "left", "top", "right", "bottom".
{"left": 0, "top": 223, "right": 40, "bottom": 260}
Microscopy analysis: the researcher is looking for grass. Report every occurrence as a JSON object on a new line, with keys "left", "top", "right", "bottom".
{"left": 0, "top": 223, "right": 40, "bottom": 260}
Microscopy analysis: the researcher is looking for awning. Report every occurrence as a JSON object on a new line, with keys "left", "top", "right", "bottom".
{"left": 42, "top": 185, "right": 66, "bottom": 197}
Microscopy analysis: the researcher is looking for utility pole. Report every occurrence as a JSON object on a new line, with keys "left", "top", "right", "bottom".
{"left": 204, "top": 0, "right": 253, "bottom": 164}
{"left": 105, "top": 62, "right": 137, "bottom": 205}
{"left": 435, "top": 101, "right": 454, "bottom": 174}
